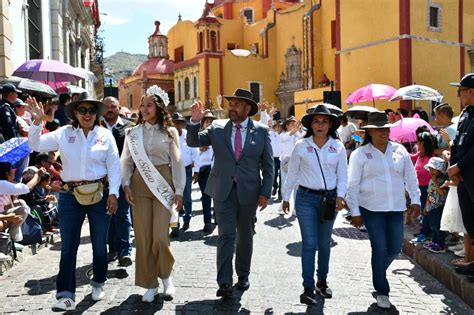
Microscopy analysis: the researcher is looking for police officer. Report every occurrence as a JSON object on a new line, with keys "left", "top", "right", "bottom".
{"left": 448, "top": 73, "right": 474, "bottom": 276}
{"left": 0, "top": 83, "right": 21, "bottom": 143}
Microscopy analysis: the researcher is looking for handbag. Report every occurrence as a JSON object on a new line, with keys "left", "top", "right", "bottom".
{"left": 19, "top": 214, "right": 43, "bottom": 245}
{"left": 313, "top": 148, "right": 337, "bottom": 222}
{"left": 73, "top": 182, "right": 104, "bottom": 206}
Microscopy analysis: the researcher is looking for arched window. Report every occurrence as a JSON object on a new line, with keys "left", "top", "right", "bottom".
{"left": 193, "top": 77, "right": 198, "bottom": 99}
{"left": 198, "top": 32, "right": 204, "bottom": 53}
{"left": 210, "top": 31, "right": 217, "bottom": 52}
{"left": 184, "top": 78, "right": 190, "bottom": 100}
{"left": 159, "top": 43, "right": 164, "bottom": 56}
{"left": 178, "top": 81, "right": 182, "bottom": 101}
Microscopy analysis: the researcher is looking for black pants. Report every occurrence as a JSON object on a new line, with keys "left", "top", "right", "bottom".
{"left": 458, "top": 182, "right": 474, "bottom": 239}
{"left": 273, "top": 157, "right": 281, "bottom": 192}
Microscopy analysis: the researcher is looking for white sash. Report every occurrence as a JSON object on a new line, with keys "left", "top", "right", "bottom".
{"left": 126, "top": 125, "right": 178, "bottom": 227}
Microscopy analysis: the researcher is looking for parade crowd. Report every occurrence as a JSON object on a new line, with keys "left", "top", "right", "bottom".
{"left": 0, "top": 72, "right": 473, "bottom": 312}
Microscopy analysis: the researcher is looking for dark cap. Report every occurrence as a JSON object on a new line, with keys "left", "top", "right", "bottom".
{"left": 1, "top": 83, "right": 21, "bottom": 94}
{"left": 450, "top": 73, "right": 474, "bottom": 88}
{"left": 172, "top": 112, "right": 187, "bottom": 122}
{"left": 13, "top": 99, "right": 27, "bottom": 107}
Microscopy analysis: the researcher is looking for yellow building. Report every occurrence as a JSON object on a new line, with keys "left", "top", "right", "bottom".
{"left": 166, "top": 0, "right": 474, "bottom": 119}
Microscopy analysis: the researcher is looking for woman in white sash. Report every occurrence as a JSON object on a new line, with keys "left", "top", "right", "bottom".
{"left": 121, "top": 85, "right": 185, "bottom": 302}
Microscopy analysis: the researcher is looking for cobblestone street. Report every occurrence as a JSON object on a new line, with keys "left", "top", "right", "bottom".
{"left": 0, "top": 188, "right": 472, "bottom": 314}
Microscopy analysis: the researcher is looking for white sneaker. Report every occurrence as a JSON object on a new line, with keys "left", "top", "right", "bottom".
{"left": 52, "top": 297, "right": 75, "bottom": 311}
{"left": 162, "top": 277, "right": 176, "bottom": 296}
{"left": 448, "top": 244, "right": 464, "bottom": 252}
{"left": 376, "top": 295, "right": 391, "bottom": 309}
{"left": 454, "top": 248, "right": 465, "bottom": 257}
{"left": 142, "top": 288, "right": 158, "bottom": 303}
{"left": 91, "top": 286, "right": 105, "bottom": 301}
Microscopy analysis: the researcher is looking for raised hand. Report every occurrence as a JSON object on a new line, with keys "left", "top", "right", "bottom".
{"left": 26, "top": 97, "right": 45, "bottom": 124}
{"left": 190, "top": 100, "right": 205, "bottom": 123}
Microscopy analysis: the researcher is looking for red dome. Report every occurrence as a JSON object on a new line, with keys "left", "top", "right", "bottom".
{"left": 132, "top": 58, "right": 175, "bottom": 76}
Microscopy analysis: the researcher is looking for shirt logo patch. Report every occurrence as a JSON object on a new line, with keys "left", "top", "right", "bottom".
{"left": 328, "top": 146, "right": 337, "bottom": 153}
{"left": 95, "top": 139, "right": 105, "bottom": 145}
{"left": 68, "top": 136, "right": 76, "bottom": 143}
{"left": 307, "top": 147, "right": 314, "bottom": 153}
{"left": 365, "top": 153, "right": 373, "bottom": 159}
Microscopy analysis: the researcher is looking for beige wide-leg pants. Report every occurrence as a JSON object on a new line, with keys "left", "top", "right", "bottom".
{"left": 131, "top": 164, "right": 174, "bottom": 289}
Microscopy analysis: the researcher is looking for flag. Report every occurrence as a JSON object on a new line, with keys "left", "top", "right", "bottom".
{"left": 84, "top": 0, "right": 94, "bottom": 7}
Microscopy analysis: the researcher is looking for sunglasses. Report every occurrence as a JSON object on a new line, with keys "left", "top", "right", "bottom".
{"left": 76, "top": 107, "right": 97, "bottom": 115}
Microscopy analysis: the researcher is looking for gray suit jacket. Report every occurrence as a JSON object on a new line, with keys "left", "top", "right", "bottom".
{"left": 187, "top": 118, "right": 274, "bottom": 204}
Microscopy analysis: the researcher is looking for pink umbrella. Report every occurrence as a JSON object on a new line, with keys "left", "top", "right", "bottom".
{"left": 390, "top": 117, "right": 434, "bottom": 143}
{"left": 345, "top": 84, "right": 397, "bottom": 106}
{"left": 13, "top": 59, "right": 86, "bottom": 88}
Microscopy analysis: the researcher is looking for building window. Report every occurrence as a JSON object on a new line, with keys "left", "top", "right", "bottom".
{"left": 184, "top": 78, "right": 190, "bottom": 100}
{"left": 178, "top": 81, "right": 182, "bottom": 101}
{"left": 28, "top": 0, "right": 42, "bottom": 59}
{"left": 227, "top": 43, "right": 236, "bottom": 50}
{"left": 331, "top": 20, "right": 336, "bottom": 48}
{"left": 242, "top": 9, "right": 253, "bottom": 24}
{"left": 249, "top": 82, "right": 262, "bottom": 103}
{"left": 193, "top": 77, "right": 198, "bottom": 99}
{"left": 427, "top": 2, "right": 442, "bottom": 32}
{"left": 175, "top": 46, "right": 184, "bottom": 62}
{"left": 198, "top": 32, "right": 204, "bottom": 53}
{"left": 210, "top": 31, "right": 217, "bottom": 52}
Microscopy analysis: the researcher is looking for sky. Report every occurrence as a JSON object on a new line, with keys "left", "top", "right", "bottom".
{"left": 100, "top": 0, "right": 209, "bottom": 57}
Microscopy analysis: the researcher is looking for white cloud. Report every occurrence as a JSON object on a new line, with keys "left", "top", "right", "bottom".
{"left": 100, "top": 15, "right": 129, "bottom": 26}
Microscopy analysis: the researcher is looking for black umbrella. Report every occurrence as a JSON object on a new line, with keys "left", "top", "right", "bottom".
{"left": 0, "top": 76, "right": 57, "bottom": 97}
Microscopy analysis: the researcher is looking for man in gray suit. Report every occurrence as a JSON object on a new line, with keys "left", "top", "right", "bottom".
{"left": 187, "top": 88, "right": 274, "bottom": 298}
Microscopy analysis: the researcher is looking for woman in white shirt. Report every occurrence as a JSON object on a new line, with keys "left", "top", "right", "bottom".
{"left": 346, "top": 111, "right": 420, "bottom": 310}
{"left": 28, "top": 93, "right": 121, "bottom": 312}
{"left": 121, "top": 86, "right": 185, "bottom": 302}
{"left": 282, "top": 105, "right": 347, "bottom": 305}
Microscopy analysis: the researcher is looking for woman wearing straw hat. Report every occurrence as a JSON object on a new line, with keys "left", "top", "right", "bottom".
{"left": 282, "top": 104, "right": 347, "bottom": 305}
{"left": 27, "top": 93, "right": 121, "bottom": 311}
{"left": 346, "top": 111, "right": 421, "bottom": 310}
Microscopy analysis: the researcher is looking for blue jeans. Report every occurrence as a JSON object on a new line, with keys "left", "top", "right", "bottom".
{"left": 360, "top": 207, "right": 404, "bottom": 296}
{"left": 56, "top": 188, "right": 111, "bottom": 300}
{"left": 183, "top": 167, "right": 193, "bottom": 224}
{"left": 428, "top": 206, "right": 445, "bottom": 247}
{"left": 295, "top": 187, "right": 336, "bottom": 289}
{"left": 197, "top": 167, "right": 212, "bottom": 224}
{"left": 107, "top": 187, "right": 132, "bottom": 257}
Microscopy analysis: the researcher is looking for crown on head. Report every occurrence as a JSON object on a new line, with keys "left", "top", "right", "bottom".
{"left": 146, "top": 85, "right": 170, "bottom": 106}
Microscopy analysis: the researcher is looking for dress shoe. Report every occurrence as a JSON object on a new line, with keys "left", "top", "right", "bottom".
{"left": 216, "top": 283, "right": 232, "bottom": 298}
{"left": 300, "top": 288, "right": 316, "bottom": 305}
{"left": 170, "top": 227, "right": 179, "bottom": 238}
{"left": 236, "top": 277, "right": 249, "bottom": 291}
{"left": 202, "top": 223, "right": 214, "bottom": 232}
{"left": 107, "top": 252, "right": 118, "bottom": 263}
{"left": 118, "top": 256, "right": 133, "bottom": 267}
{"left": 182, "top": 222, "right": 190, "bottom": 231}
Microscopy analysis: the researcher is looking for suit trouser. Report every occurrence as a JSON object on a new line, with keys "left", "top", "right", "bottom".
{"left": 458, "top": 182, "right": 474, "bottom": 239}
{"left": 214, "top": 183, "right": 257, "bottom": 285}
{"left": 131, "top": 165, "right": 175, "bottom": 288}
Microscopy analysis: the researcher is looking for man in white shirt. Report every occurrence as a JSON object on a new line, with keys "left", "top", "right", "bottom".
{"left": 337, "top": 114, "right": 357, "bottom": 149}
{"left": 270, "top": 120, "right": 283, "bottom": 198}
{"left": 434, "top": 103, "right": 457, "bottom": 151}
{"left": 172, "top": 112, "right": 200, "bottom": 235}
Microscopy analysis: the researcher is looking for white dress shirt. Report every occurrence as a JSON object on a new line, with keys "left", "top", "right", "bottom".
{"left": 179, "top": 129, "right": 200, "bottom": 172}
{"left": 280, "top": 130, "right": 305, "bottom": 159}
{"left": 28, "top": 124, "right": 121, "bottom": 197}
{"left": 270, "top": 131, "right": 282, "bottom": 158}
{"left": 231, "top": 117, "right": 249, "bottom": 152}
{"left": 259, "top": 110, "right": 270, "bottom": 126}
{"left": 283, "top": 137, "right": 347, "bottom": 201}
{"left": 199, "top": 146, "right": 214, "bottom": 167}
{"left": 103, "top": 116, "right": 124, "bottom": 131}
{"left": 0, "top": 180, "right": 30, "bottom": 213}
{"left": 346, "top": 142, "right": 420, "bottom": 217}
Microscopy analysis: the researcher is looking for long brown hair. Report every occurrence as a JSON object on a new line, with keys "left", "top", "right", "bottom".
{"left": 137, "top": 94, "right": 173, "bottom": 139}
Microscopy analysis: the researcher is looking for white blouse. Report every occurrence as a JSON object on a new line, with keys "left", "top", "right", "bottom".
{"left": 346, "top": 142, "right": 420, "bottom": 217}
{"left": 283, "top": 137, "right": 348, "bottom": 201}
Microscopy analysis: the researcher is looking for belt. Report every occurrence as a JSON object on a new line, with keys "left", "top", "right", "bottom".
{"left": 63, "top": 176, "right": 107, "bottom": 190}
{"left": 299, "top": 185, "right": 335, "bottom": 195}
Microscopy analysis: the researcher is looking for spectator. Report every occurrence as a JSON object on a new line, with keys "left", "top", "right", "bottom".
{"left": 13, "top": 99, "right": 31, "bottom": 136}
{"left": 434, "top": 103, "right": 456, "bottom": 151}
{"left": 54, "top": 93, "right": 71, "bottom": 126}
{"left": 385, "top": 109, "right": 397, "bottom": 123}
{"left": 337, "top": 113, "right": 357, "bottom": 150}
{"left": 0, "top": 83, "right": 21, "bottom": 142}
{"left": 396, "top": 108, "right": 409, "bottom": 120}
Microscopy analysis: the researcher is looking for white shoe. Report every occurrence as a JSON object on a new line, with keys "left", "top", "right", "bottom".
{"left": 142, "top": 288, "right": 158, "bottom": 303}
{"left": 454, "top": 248, "right": 465, "bottom": 257}
{"left": 376, "top": 295, "right": 391, "bottom": 309}
{"left": 162, "top": 277, "right": 176, "bottom": 296}
{"left": 91, "top": 286, "right": 105, "bottom": 301}
{"left": 448, "top": 244, "right": 464, "bottom": 252}
{"left": 52, "top": 297, "right": 76, "bottom": 311}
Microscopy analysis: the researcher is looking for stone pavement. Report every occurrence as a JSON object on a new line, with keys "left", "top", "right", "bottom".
{"left": 0, "top": 187, "right": 473, "bottom": 314}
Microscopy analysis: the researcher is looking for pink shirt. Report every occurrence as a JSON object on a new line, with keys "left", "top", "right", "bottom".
{"left": 410, "top": 153, "right": 431, "bottom": 186}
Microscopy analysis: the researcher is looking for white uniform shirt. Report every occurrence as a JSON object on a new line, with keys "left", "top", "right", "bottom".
{"left": 337, "top": 122, "right": 357, "bottom": 144}
{"left": 179, "top": 129, "right": 200, "bottom": 172}
{"left": 259, "top": 110, "right": 270, "bottom": 126}
{"left": 28, "top": 124, "right": 121, "bottom": 197}
{"left": 283, "top": 137, "right": 348, "bottom": 201}
{"left": 280, "top": 130, "right": 305, "bottom": 159}
{"left": 199, "top": 146, "right": 214, "bottom": 167}
{"left": 346, "top": 142, "right": 420, "bottom": 217}
{"left": 103, "top": 116, "right": 124, "bottom": 131}
{"left": 270, "top": 131, "right": 282, "bottom": 158}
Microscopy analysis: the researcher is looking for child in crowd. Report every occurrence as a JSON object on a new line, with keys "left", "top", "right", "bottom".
{"left": 422, "top": 157, "right": 448, "bottom": 253}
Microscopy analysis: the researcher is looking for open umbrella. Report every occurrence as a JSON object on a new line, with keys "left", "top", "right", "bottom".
{"left": 0, "top": 137, "right": 31, "bottom": 165}
{"left": 390, "top": 85, "right": 443, "bottom": 102}
{"left": 13, "top": 59, "right": 85, "bottom": 89}
{"left": 306, "top": 103, "right": 343, "bottom": 115}
{"left": 56, "top": 85, "right": 87, "bottom": 95}
{"left": 390, "top": 117, "right": 435, "bottom": 143}
{"left": 345, "top": 84, "right": 397, "bottom": 106}
{"left": 345, "top": 106, "right": 379, "bottom": 120}
{"left": 230, "top": 49, "right": 251, "bottom": 57}
{"left": 74, "top": 67, "right": 98, "bottom": 82}
{"left": 0, "top": 76, "right": 57, "bottom": 97}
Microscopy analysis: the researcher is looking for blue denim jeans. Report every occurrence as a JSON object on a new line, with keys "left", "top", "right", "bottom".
{"left": 197, "top": 167, "right": 212, "bottom": 224}
{"left": 360, "top": 207, "right": 404, "bottom": 296}
{"left": 183, "top": 167, "right": 193, "bottom": 224}
{"left": 428, "top": 206, "right": 445, "bottom": 247}
{"left": 107, "top": 187, "right": 132, "bottom": 257}
{"left": 56, "top": 188, "right": 111, "bottom": 300}
{"left": 295, "top": 187, "right": 336, "bottom": 289}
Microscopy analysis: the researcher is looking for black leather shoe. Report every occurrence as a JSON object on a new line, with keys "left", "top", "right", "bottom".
{"left": 236, "top": 277, "right": 249, "bottom": 291}
{"left": 170, "top": 227, "right": 179, "bottom": 238}
{"left": 202, "top": 223, "right": 214, "bottom": 232}
{"left": 182, "top": 222, "right": 190, "bottom": 231}
{"left": 118, "top": 256, "right": 133, "bottom": 267}
{"left": 300, "top": 288, "right": 316, "bottom": 305}
{"left": 216, "top": 284, "right": 232, "bottom": 298}
{"left": 107, "top": 252, "right": 118, "bottom": 263}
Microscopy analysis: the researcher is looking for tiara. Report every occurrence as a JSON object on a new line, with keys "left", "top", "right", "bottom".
{"left": 146, "top": 85, "right": 170, "bottom": 106}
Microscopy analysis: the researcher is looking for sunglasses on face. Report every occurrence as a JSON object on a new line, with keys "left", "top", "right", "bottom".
{"left": 76, "top": 107, "right": 97, "bottom": 115}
